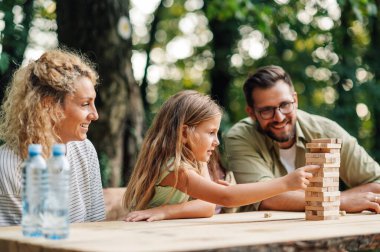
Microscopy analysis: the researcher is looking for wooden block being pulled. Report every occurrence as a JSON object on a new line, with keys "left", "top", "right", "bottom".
{"left": 309, "top": 176, "right": 339, "bottom": 183}
{"left": 311, "top": 171, "right": 340, "bottom": 178}
{"left": 309, "top": 181, "right": 339, "bottom": 187}
{"left": 316, "top": 167, "right": 339, "bottom": 173}
{"left": 306, "top": 143, "right": 342, "bottom": 149}
{"left": 311, "top": 138, "right": 342, "bottom": 144}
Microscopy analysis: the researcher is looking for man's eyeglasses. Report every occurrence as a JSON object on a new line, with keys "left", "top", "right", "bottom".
{"left": 255, "top": 101, "right": 295, "bottom": 120}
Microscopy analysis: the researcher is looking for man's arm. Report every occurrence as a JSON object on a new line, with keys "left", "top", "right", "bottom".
{"left": 259, "top": 183, "right": 380, "bottom": 213}
{"left": 259, "top": 190, "right": 305, "bottom": 211}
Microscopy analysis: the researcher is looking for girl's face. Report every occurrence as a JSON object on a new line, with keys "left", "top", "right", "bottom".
{"left": 56, "top": 76, "right": 98, "bottom": 143}
{"left": 187, "top": 115, "right": 221, "bottom": 162}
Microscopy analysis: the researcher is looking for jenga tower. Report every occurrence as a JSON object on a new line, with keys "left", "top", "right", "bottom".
{"left": 305, "top": 138, "right": 342, "bottom": 220}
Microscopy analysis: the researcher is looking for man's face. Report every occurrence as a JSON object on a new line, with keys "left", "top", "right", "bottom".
{"left": 246, "top": 80, "right": 298, "bottom": 148}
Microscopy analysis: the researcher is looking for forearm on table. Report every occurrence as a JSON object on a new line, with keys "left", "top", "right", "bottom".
{"left": 258, "top": 190, "right": 305, "bottom": 211}
{"left": 163, "top": 200, "right": 215, "bottom": 219}
{"left": 342, "top": 182, "right": 380, "bottom": 194}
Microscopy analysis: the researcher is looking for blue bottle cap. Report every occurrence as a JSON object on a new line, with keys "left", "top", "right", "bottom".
{"left": 52, "top": 144, "right": 66, "bottom": 156}
{"left": 28, "top": 144, "right": 42, "bottom": 155}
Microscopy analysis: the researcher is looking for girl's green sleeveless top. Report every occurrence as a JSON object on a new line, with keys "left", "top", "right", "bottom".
{"left": 147, "top": 164, "right": 189, "bottom": 208}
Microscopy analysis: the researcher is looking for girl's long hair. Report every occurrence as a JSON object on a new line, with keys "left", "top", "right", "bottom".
{"left": 123, "top": 90, "right": 222, "bottom": 211}
{"left": 0, "top": 48, "right": 98, "bottom": 158}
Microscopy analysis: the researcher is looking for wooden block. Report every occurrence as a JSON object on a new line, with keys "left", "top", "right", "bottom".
{"left": 306, "top": 200, "right": 340, "bottom": 207}
{"left": 306, "top": 157, "right": 341, "bottom": 163}
{"left": 318, "top": 167, "right": 339, "bottom": 173}
{"left": 309, "top": 181, "right": 339, "bottom": 187}
{"left": 305, "top": 214, "right": 340, "bottom": 221}
{"left": 311, "top": 172, "right": 340, "bottom": 178}
{"left": 305, "top": 195, "right": 340, "bottom": 202}
{"left": 311, "top": 138, "right": 342, "bottom": 144}
{"left": 306, "top": 186, "right": 339, "bottom": 192}
{"left": 306, "top": 143, "right": 342, "bottom": 149}
{"left": 305, "top": 210, "right": 339, "bottom": 217}
{"left": 305, "top": 153, "right": 340, "bottom": 158}
{"left": 305, "top": 191, "right": 340, "bottom": 198}
{"left": 305, "top": 162, "right": 340, "bottom": 167}
{"left": 305, "top": 205, "right": 339, "bottom": 211}
{"left": 311, "top": 168, "right": 339, "bottom": 177}
{"left": 309, "top": 177, "right": 339, "bottom": 183}
{"left": 309, "top": 148, "right": 341, "bottom": 153}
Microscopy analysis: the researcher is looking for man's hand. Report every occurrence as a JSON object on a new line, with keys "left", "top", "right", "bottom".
{"left": 341, "top": 191, "right": 380, "bottom": 213}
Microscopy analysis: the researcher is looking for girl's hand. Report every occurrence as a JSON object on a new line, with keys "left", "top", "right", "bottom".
{"left": 284, "top": 165, "right": 320, "bottom": 191}
{"left": 124, "top": 207, "right": 167, "bottom": 222}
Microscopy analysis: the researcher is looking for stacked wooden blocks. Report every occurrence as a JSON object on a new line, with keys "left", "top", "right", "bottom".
{"left": 305, "top": 138, "right": 342, "bottom": 220}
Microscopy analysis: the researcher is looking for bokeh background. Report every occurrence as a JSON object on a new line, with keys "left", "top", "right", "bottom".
{"left": 1, "top": 0, "right": 379, "bottom": 187}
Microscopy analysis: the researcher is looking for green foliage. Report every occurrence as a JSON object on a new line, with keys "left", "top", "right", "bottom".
{"left": 142, "top": 0, "right": 380, "bottom": 162}
{"left": 2, "top": 0, "right": 380, "bottom": 177}
{"left": 0, "top": 52, "right": 10, "bottom": 74}
{"left": 99, "top": 152, "right": 111, "bottom": 188}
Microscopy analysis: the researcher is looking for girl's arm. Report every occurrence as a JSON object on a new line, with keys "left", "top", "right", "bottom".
{"left": 160, "top": 165, "right": 319, "bottom": 207}
{"left": 124, "top": 199, "right": 215, "bottom": 222}
{"left": 125, "top": 163, "right": 216, "bottom": 222}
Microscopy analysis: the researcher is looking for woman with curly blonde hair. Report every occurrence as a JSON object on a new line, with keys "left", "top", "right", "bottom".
{"left": 0, "top": 49, "right": 105, "bottom": 226}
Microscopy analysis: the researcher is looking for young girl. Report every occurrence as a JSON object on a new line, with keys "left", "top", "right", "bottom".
{"left": 123, "top": 90, "right": 318, "bottom": 222}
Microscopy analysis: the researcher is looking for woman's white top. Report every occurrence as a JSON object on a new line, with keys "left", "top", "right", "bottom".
{"left": 0, "top": 139, "right": 105, "bottom": 226}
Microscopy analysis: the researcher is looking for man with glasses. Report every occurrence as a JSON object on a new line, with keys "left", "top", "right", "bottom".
{"left": 224, "top": 65, "right": 380, "bottom": 213}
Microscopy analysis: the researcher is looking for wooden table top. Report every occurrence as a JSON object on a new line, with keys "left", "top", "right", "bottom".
{"left": 0, "top": 211, "right": 380, "bottom": 252}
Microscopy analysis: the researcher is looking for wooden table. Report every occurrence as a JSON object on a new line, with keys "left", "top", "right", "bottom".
{"left": 0, "top": 211, "right": 380, "bottom": 251}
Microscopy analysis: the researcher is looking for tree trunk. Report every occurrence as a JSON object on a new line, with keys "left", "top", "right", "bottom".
{"left": 207, "top": 18, "right": 239, "bottom": 111}
{"left": 56, "top": 0, "right": 144, "bottom": 186}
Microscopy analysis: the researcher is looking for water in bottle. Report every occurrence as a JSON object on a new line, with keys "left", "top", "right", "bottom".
{"left": 21, "top": 144, "right": 47, "bottom": 237}
{"left": 43, "top": 144, "right": 70, "bottom": 239}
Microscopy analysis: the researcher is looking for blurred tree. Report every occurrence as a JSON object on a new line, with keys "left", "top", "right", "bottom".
{"left": 56, "top": 0, "right": 144, "bottom": 186}
{"left": 0, "top": 0, "right": 33, "bottom": 103}
{"left": 361, "top": 0, "right": 380, "bottom": 160}
{"left": 203, "top": 1, "right": 240, "bottom": 113}
{"left": 140, "top": 0, "right": 163, "bottom": 117}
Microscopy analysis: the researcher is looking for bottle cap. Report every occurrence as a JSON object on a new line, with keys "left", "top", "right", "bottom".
{"left": 52, "top": 144, "right": 66, "bottom": 156}
{"left": 28, "top": 144, "right": 42, "bottom": 155}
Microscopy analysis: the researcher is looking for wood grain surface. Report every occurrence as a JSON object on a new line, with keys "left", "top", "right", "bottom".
{"left": 0, "top": 211, "right": 379, "bottom": 252}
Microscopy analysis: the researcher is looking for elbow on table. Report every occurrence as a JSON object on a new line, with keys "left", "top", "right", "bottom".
{"left": 204, "top": 206, "right": 215, "bottom": 217}
{"left": 195, "top": 203, "right": 215, "bottom": 218}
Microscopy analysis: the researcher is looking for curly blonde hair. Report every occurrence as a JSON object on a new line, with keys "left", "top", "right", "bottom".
{"left": 0, "top": 49, "right": 98, "bottom": 159}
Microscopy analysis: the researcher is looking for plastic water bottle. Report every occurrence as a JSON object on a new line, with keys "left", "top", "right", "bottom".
{"left": 21, "top": 144, "right": 47, "bottom": 237}
{"left": 43, "top": 144, "right": 70, "bottom": 239}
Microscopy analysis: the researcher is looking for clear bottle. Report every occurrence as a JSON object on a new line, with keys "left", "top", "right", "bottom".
{"left": 43, "top": 144, "right": 70, "bottom": 239}
{"left": 21, "top": 144, "right": 47, "bottom": 237}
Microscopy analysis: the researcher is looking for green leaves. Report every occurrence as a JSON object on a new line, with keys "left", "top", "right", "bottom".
{"left": 0, "top": 52, "right": 10, "bottom": 74}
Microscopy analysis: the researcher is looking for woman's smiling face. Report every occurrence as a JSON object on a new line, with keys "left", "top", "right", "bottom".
{"left": 56, "top": 76, "right": 98, "bottom": 143}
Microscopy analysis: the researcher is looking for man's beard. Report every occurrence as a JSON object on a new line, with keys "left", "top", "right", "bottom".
{"left": 256, "top": 119, "right": 296, "bottom": 143}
